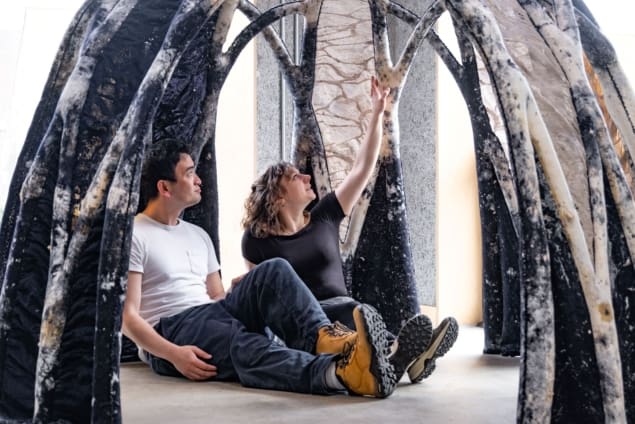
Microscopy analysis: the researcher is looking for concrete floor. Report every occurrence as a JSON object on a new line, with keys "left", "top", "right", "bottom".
{"left": 121, "top": 326, "right": 520, "bottom": 423}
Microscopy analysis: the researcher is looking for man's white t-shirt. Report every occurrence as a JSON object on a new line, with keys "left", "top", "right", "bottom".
{"left": 129, "top": 213, "right": 220, "bottom": 327}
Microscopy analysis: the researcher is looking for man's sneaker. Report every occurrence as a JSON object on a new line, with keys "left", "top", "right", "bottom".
{"left": 388, "top": 314, "right": 433, "bottom": 382}
{"left": 316, "top": 321, "right": 356, "bottom": 355}
{"left": 335, "top": 304, "right": 396, "bottom": 398}
{"left": 407, "top": 317, "right": 459, "bottom": 383}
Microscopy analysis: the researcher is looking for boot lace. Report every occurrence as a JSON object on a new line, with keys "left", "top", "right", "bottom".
{"left": 325, "top": 321, "right": 354, "bottom": 338}
{"left": 337, "top": 340, "right": 356, "bottom": 369}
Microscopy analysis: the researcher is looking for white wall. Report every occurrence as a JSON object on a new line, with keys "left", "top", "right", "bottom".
{"left": 215, "top": 16, "right": 256, "bottom": 285}
{"left": 435, "top": 13, "right": 483, "bottom": 325}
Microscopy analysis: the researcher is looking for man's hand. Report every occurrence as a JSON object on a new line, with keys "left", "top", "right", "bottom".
{"left": 229, "top": 273, "right": 246, "bottom": 291}
{"left": 169, "top": 345, "right": 218, "bottom": 381}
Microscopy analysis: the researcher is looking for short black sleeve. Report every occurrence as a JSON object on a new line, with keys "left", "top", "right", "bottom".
{"left": 309, "top": 191, "right": 346, "bottom": 225}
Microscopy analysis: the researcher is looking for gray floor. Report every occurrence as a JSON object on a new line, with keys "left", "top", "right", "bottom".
{"left": 121, "top": 326, "right": 520, "bottom": 423}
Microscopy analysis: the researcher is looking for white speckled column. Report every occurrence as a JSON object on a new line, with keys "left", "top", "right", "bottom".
{"left": 386, "top": 0, "right": 437, "bottom": 306}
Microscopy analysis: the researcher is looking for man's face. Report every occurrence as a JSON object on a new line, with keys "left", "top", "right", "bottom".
{"left": 165, "top": 153, "right": 202, "bottom": 208}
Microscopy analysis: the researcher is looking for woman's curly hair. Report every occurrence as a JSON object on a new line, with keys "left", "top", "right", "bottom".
{"left": 242, "top": 162, "right": 295, "bottom": 238}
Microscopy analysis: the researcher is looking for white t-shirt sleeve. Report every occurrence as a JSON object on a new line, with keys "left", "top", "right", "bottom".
{"left": 128, "top": 232, "right": 145, "bottom": 273}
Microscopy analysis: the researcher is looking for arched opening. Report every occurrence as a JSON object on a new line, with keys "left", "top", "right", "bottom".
{"left": 3, "top": 2, "right": 631, "bottom": 422}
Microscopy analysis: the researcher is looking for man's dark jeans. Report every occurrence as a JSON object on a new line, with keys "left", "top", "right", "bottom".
{"left": 149, "top": 258, "right": 336, "bottom": 394}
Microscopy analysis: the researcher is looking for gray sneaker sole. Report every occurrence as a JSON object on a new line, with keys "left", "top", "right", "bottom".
{"left": 408, "top": 317, "right": 459, "bottom": 383}
{"left": 357, "top": 304, "right": 397, "bottom": 398}
{"left": 390, "top": 314, "right": 433, "bottom": 382}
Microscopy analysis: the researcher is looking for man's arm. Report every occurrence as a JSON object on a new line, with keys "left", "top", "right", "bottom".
{"left": 123, "top": 271, "right": 218, "bottom": 380}
{"left": 334, "top": 76, "right": 389, "bottom": 215}
{"left": 205, "top": 270, "right": 225, "bottom": 300}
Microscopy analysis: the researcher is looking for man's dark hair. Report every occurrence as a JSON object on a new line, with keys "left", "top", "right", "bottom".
{"left": 140, "top": 138, "right": 190, "bottom": 204}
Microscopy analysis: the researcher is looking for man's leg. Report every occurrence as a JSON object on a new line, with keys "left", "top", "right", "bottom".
{"left": 232, "top": 303, "right": 399, "bottom": 398}
{"left": 149, "top": 303, "right": 239, "bottom": 381}
{"left": 224, "top": 259, "right": 397, "bottom": 397}
{"left": 229, "top": 324, "right": 336, "bottom": 394}
{"left": 150, "top": 302, "right": 339, "bottom": 394}
{"left": 223, "top": 258, "right": 330, "bottom": 352}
